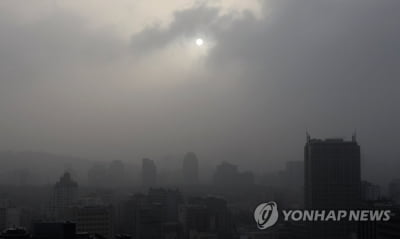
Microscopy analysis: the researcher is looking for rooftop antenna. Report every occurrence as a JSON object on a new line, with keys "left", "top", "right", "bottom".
{"left": 352, "top": 129, "right": 357, "bottom": 142}
{"left": 306, "top": 130, "right": 311, "bottom": 142}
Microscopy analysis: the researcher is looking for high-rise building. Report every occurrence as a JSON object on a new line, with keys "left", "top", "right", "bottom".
{"left": 142, "top": 158, "right": 157, "bottom": 188}
{"left": 182, "top": 152, "right": 199, "bottom": 185}
{"left": 53, "top": 172, "right": 78, "bottom": 220}
{"left": 304, "top": 135, "right": 361, "bottom": 239}
{"left": 305, "top": 135, "right": 361, "bottom": 209}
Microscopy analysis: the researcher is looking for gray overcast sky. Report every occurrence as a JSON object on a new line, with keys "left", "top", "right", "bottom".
{"left": 0, "top": 0, "right": 399, "bottom": 183}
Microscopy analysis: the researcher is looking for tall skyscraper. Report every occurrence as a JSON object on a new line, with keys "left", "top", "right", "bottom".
{"left": 182, "top": 152, "right": 199, "bottom": 185}
{"left": 142, "top": 158, "right": 157, "bottom": 188}
{"left": 305, "top": 135, "right": 361, "bottom": 209}
{"left": 52, "top": 172, "right": 78, "bottom": 220}
{"left": 304, "top": 135, "right": 361, "bottom": 239}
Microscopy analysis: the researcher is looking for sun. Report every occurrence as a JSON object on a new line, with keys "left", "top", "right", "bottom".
{"left": 196, "top": 38, "right": 204, "bottom": 46}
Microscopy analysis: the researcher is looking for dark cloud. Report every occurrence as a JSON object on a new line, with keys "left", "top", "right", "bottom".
{"left": 129, "top": 0, "right": 400, "bottom": 182}
{"left": 130, "top": 5, "right": 221, "bottom": 54}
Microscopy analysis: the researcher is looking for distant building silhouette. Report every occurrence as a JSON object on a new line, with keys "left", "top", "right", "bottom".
{"left": 52, "top": 172, "right": 78, "bottom": 220}
{"left": 304, "top": 136, "right": 361, "bottom": 239}
{"left": 182, "top": 152, "right": 199, "bottom": 185}
{"left": 283, "top": 161, "right": 304, "bottom": 191}
{"left": 88, "top": 163, "right": 107, "bottom": 188}
{"left": 213, "top": 162, "right": 254, "bottom": 188}
{"left": 142, "top": 158, "right": 157, "bottom": 188}
{"left": 108, "top": 160, "right": 125, "bottom": 187}
{"left": 361, "top": 181, "right": 381, "bottom": 202}
{"left": 276, "top": 161, "right": 304, "bottom": 208}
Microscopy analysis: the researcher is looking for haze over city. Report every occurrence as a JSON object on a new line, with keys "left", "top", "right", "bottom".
{"left": 2, "top": 1, "right": 400, "bottom": 239}
{"left": 1, "top": 0, "right": 400, "bottom": 185}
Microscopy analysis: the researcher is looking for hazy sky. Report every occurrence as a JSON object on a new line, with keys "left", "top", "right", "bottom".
{"left": 0, "top": 0, "right": 399, "bottom": 183}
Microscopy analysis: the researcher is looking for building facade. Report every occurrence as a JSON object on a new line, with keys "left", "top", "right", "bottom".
{"left": 304, "top": 135, "right": 361, "bottom": 239}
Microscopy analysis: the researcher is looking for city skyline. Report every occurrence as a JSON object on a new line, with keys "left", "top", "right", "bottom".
{"left": 0, "top": 135, "right": 399, "bottom": 238}
{"left": 0, "top": 1, "right": 400, "bottom": 238}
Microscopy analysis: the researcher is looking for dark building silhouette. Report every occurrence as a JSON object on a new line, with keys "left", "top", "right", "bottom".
{"left": 305, "top": 135, "right": 361, "bottom": 209}
{"left": 68, "top": 205, "right": 114, "bottom": 239}
{"left": 148, "top": 188, "right": 183, "bottom": 223}
{"left": 141, "top": 158, "right": 157, "bottom": 188}
{"left": 304, "top": 135, "right": 361, "bottom": 239}
{"left": 33, "top": 222, "right": 76, "bottom": 239}
{"left": 117, "top": 194, "right": 144, "bottom": 237}
{"left": 179, "top": 196, "right": 234, "bottom": 239}
{"left": 138, "top": 189, "right": 183, "bottom": 239}
{"left": 118, "top": 189, "right": 183, "bottom": 239}
{"left": 361, "top": 181, "right": 381, "bottom": 202}
{"left": 388, "top": 179, "right": 400, "bottom": 204}
{"left": 182, "top": 152, "right": 199, "bottom": 185}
